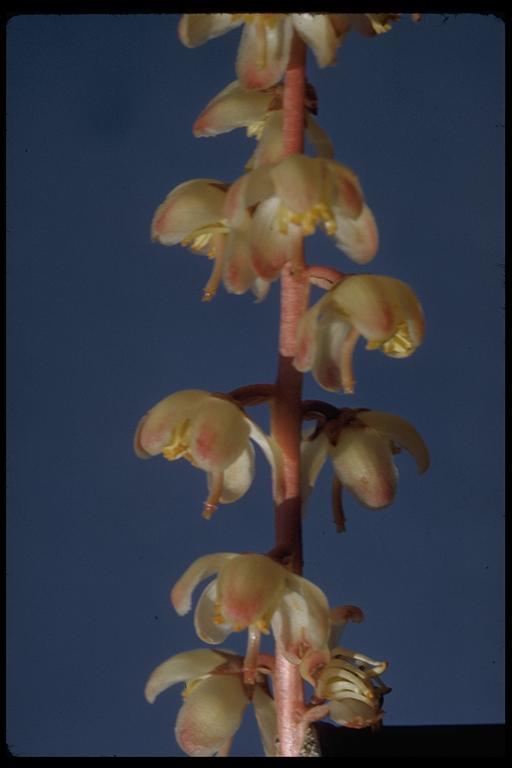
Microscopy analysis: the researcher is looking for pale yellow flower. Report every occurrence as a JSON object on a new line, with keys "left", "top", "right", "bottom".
{"left": 301, "top": 408, "right": 429, "bottom": 512}
{"left": 295, "top": 274, "right": 425, "bottom": 393}
{"left": 171, "top": 552, "right": 331, "bottom": 663}
{"left": 225, "top": 154, "right": 378, "bottom": 281}
{"left": 145, "top": 648, "right": 277, "bottom": 756}
{"left": 151, "top": 178, "right": 269, "bottom": 301}
{"left": 134, "top": 390, "right": 282, "bottom": 517}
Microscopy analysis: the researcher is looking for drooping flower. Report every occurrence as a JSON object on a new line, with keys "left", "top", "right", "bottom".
{"left": 300, "top": 605, "right": 391, "bottom": 730}
{"left": 151, "top": 178, "right": 270, "bottom": 301}
{"left": 193, "top": 80, "right": 334, "bottom": 169}
{"left": 179, "top": 14, "right": 343, "bottom": 91}
{"left": 224, "top": 154, "right": 378, "bottom": 281}
{"left": 145, "top": 648, "right": 277, "bottom": 756}
{"left": 134, "top": 390, "right": 283, "bottom": 517}
{"left": 171, "top": 552, "right": 331, "bottom": 663}
{"left": 301, "top": 408, "right": 429, "bottom": 516}
{"left": 294, "top": 274, "right": 425, "bottom": 393}
{"left": 178, "top": 14, "right": 417, "bottom": 91}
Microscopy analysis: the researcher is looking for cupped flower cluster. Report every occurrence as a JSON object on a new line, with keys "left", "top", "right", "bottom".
{"left": 301, "top": 605, "right": 390, "bottom": 729}
{"left": 145, "top": 648, "right": 276, "bottom": 756}
{"left": 179, "top": 14, "right": 416, "bottom": 91}
{"left": 134, "top": 390, "right": 282, "bottom": 518}
{"left": 151, "top": 155, "right": 377, "bottom": 300}
{"left": 301, "top": 408, "right": 429, "bottom": 514}
{"left": 294, "top": 274, "right": 425, "bottom": 393}
{"left": 171, "top": 552, "right": 331, "bottom": 663}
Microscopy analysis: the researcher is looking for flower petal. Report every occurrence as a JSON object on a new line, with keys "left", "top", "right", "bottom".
{"left": 253, "top": 685, "right": 278, "bottom": 757}
{"left": 194, "top": 580, "right": 234, "bottom": 643}
{"left": 292, "top": 13, "right": 338, "bottom": 67}
{"left": 329, "top": 275, "right": 398, "bottom": 343}
{"left": 224, "top": 167, "right": 275, "bottom": 225}
{"left": 329, "top": 426, "right": 398, "bottom": 508}
{"left": 294, "top": 300, "right": 324, "bottom": 373}
{"left": 300, "top": 432, "right": 329, "bottom": 509}
{"left": 189, "top": 397, "right": 250, "bottom": 472}
{"left": 270, "top": 154, "right": 323, "bottom": 214}
{"left": 178, "top": 14, "right": 242, "bottom": 48}
{"left": 357, "top": 410, "right": 430, "bottom": 474}
{"left": 175, "top": 675, "right": 248, "bottom": 756}
{"left": 249, "top": 110, "right": 285, "bottom": 169}
{"left": 328, "top": 698, "right": 383, "bottom": 729}
{"left": 236, "top": 16, "right": 292, "bottom": 90}
{"left": 250, "top": 197, "right": 301, "bottom": 280}
{"left": 171, "top": 553, "right": 237, "bottom": 616}
{"left": 247, "top": 418, "right": 285, "bottom": 504}
{"left": 217, "top": 554, "right": 286, "bottom": 629}
{"left": 325, "top": 160, "right": 364, "bottom": 220}
{"left": 312, "top": 305, "right": 352, "bottom": 392}
{"left": 305, "top": 114, "right": 334, "bottom": 159}
{"left": 208, "top": 443, "right": 255, "bottom": 503}
{"left": 134, "top": 390, "right": 209, "bottom": 458}
{"left": 221, "top": 214, "right": 258, "bottom": 295}
{"left": 144, "top": 648, "right": 227, "bottom": 704}
{"left": 271, "top": 575, "right": 330, "bottom": 663}
{"left": 332, "top": 203, "right": 379, "bottom": 264}
{"left": 151, "top": 180, "right": 227, "bottom": 245}
{"left": 193, "top": 80, "right": 273, "bottom": 137}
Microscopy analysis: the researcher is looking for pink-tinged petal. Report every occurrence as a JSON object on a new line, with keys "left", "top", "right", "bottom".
{"left": 305, "top": 114, "right": 334, "bottom": 159}
{"left": 222, "top": 226, "right": 258, "bottom": 295}
{"left": 144, "top": 649, "right": 227, "bottom": 704}
{"left": 189, "top": 397, "right": 250, "bottom": 472}
{"left": 288, "top": 575, "right": 331, "bottom": 651}
{"left": 292, "top": 13, "right": 338, "bottom": 67}
{"left": 175, "top": 675, "right": 248, "bottom": 757}
{"left": 328, "top": 698, "right": 383, "bottom": 729}
{"left": 250, "top": 197, "right": 301, "bottom": 280}
{"left": 209, "top": 443, "right": 255, "bottom": 503}
{"left": 217, "top": 554, "right": 286, "bottom": 629}
{"left": 250, "top": 110, "right": 284, "bottom": 168}
{"left": 178, "top": 14, "right": 242, "bottom": 48}
{"left": 270, "top": 154, "right": 323, "bottom": 214}
{"left": 325, "top": 160, "right": 364, "bottom": 220}
{"left": 194, "top": 580, "right": 234, "bottom": 643}
{"left": 252, "top": 685, "right": 278, "bottom": 757}
{"left": 300, "top": 432, "right": 329, "bottom": 509}
{"left": 224, "top": 167, "right": 275, "bottom": 225}
{"left": 299, "top": 647, "right": 331, "bottom": 686}
{"left": 271, "top": 576, "right": 330, "bottom": 662}
{"left": 171, "top": 553, "right": 237, "bottom": 616}
{"left": 151, "top": 180, "right": 227, "bottom": 245}
{"left": 236, "top": 16, "right": 292, "bottom": 90}
{"left": 312, "top": 305, "right": 352, "bottom": 392}
{"left": 193, "top": 80, "right": 273, "bottom": 137}
{"left": 329, "top": 426, "right": 398, "bottom": 509}
{"left": 330, "top": 275, "right": 398, "bottom": 343}
{"left": 333, "top": 204, "right": 379, "bottom": 264}
{"left": 134, "top": 390, "right": 209, "bottom": 458}
{"left": 294, "top": 301, "right": 323, "bottom": 373}
{"left": 357, "top": 410, "right": 430, "bottom": 474}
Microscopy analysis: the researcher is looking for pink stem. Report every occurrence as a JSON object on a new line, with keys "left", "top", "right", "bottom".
{"left": 270, "top": 33, "right": 309, "bottom": 758}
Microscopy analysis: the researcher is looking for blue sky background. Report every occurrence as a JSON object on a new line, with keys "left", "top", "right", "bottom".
{"left": 6, "top": 13, "right": 505, "bottom": 757}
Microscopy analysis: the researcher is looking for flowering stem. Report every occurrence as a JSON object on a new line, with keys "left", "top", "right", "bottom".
{"left": 270, "top": 33, "right": 309, "bottom": 758}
